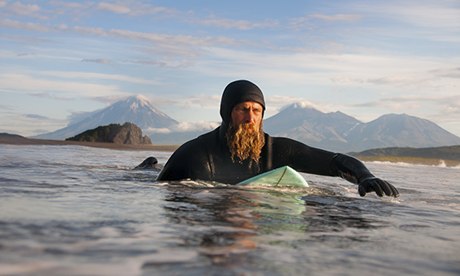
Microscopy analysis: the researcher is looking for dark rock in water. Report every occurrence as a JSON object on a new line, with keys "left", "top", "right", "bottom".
{"left": 66, "top": 122, "right": 152, "bottom": 145}
{"left": 134, "top": 156, "right": 162, "bottom": 170}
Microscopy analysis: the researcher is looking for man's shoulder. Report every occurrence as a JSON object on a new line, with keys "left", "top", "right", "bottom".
{"left": 196, "top": 127, "right": 220, "bottom": 143}
{"left": 268, "top": 134, "right": 309, "bottom": 148}
{"left": 266, "top": 134, "right": 295, "bottom": 143}
{"left": 173, "top": 128, "right": 219, "bottom": 153}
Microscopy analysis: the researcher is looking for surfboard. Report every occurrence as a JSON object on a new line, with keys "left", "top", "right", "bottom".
{"left": 237, "top": 166, "right": 309, "bottom": 187}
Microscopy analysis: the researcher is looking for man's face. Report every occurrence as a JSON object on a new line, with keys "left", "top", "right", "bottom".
{"left": 227, "top": 101, "right": 265, "bottom": 165}
{"left": 230, "top": 101, "right": 263, "bottom": 130}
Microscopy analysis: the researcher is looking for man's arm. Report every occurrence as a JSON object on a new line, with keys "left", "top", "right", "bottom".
{"left": 156, "top": 148, "right": 188, "bottom": 181}
{"left": 156, "top": 138, "right": 213, "bottom": 182}
{"left": 271, "top": 137, "right": 399, "bottom": 197}
{"left": 156, "top": 139, "right": 198, "bottom": 181}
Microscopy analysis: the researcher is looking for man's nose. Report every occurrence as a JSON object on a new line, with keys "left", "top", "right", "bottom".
{"left": 244, "top": 110, "right": 256, "bottom": 123}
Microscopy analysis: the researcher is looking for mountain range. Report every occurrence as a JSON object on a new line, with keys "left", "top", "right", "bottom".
{"left": 36, "top": 95, "right": 460, "bottom": 152}
{"left": 263, "top": 103, "right": 460, "bottom": 152}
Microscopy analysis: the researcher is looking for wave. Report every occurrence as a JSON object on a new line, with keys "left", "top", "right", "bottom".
{"left": 367, "top": 160, "right": 460, "bottom": 169}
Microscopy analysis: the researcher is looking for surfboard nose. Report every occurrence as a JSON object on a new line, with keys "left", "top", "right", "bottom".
{"left": 237, "top": 166, "right": 309, "bottom": 187}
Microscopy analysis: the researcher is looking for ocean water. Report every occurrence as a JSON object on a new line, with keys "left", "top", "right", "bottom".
{"left": 0, "top": 144, "right": 459, "bottom": 276}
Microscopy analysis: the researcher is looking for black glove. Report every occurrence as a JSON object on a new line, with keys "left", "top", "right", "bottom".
{"left": 331, "top": 153, "right": 400, "bottom": 198}
{"left": 358, "top": 177, "right": 399, "bottom": 197}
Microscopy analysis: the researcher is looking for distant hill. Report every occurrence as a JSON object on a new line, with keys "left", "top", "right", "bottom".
{"left": 0, "top": 133, "right": 31, "bottom": 143}
{"left": 351, "top": 145, "right": 460, "bottom": 160}
{"left": 36, "top": 95, "right": 178, "bottom": 140}
{"left": 345, "top": 114, "right": 460, "bottom": 150}
{"left": 66, "top": 122, "right": 152, "bottom": 145}
{"left": 350, "top": 145, "right": 460, "bottom": 166}
{"left": 264, "top": 103, "right": 460, "bottom": 152}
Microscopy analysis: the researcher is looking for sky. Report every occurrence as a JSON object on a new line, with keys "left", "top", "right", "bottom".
{"left": 1, "top": 0, "right": 460, "bottom": 137}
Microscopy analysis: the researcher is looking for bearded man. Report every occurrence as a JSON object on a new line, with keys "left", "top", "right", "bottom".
{"left": 157, "top": 80, "right": 399, "bottom": 198}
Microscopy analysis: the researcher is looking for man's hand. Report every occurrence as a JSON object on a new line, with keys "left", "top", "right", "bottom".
{"left": 358, "top": 177, "right": 399, "bottom": 197}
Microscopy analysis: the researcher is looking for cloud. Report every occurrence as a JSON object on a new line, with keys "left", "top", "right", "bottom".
{"left": 352, "top": 94, "right": 460, "bottom": 131}
{"left": 2, "top": 18, "right": 230, "bottom": 58}
{"left": 173, "top": 121, "right": 220, "bottom": 132}
{"left": 343, "top": 1, "right": 460, "bottom": 45}
{"left": 353, "top": 94, "right": 460, "bottom": 112}
{"left": 95, "top": 1, "right": 275, "bottom": 30}
{"left": 124, "top": 58, "right": 188, "bottom": 68}
{"left": 328, "top": 61, "right": 460, "bottom": 90}
{"left": 3, "top": 1, "right": 175, "bottom": 18}
{"left": 0, "top": 73, "right": 126, "bottom": 99}
{"left": 429, "top": 67, "right": 460, "bottom": 79}
{"left": 289, "top": 12, "right": 361, "bottom": 30}
{"left": 67, "top": 110, "right": 98, "bottom": 125}
{"left": 0, "top": 68, "right": 158, "bottom": 109}
{"left": 81, "top": 58, "right": 111, "bottom": 64}
{"left": 105, "top": 28, "right": 207, "bottom": 46}
{"left": 67, "top": 25, "right": 237, "bottom": 60}
{"left": 7, "top": 2, "right": 40, "bottom": 16}
{"left": 372, "top": 1, "right": 460, "bottom": 29}
{"left": 310, "top": 13, "right": 362, "bottom": 22}
{"left": 24, "top": 114, "right": 50, "bottom": 120}
{"left": 176, "top": 94, "right": 222, "bottom": 109}
{"left": 0, "top": 20, "right": 207, "bottom": 68}
{"left": 147, "top": 121, "right": 220, "bottom": 134}
{"left": 0, "top": 18, "right": 49, "bottom": 32}
{"left": 147, "top": 94, "right": 221, "bottom": 110}
{"left": 96, "top": 2, "right": 176, "bottom": 16}
{"left": 37, "top": 70, "right": 156, "bottom": 85}
{"left": 284, "top": 1, "right": 460, "bottom": 46}
{"left": 49, "top": 1, "right": 83, "bottom": 9}
{"left": 0, "top": 111, "right": 67, "bottom": 136}
{"left": 194, "top": 16, "right": 278, "bottom": 30}
{"left": 1, "top": 5, "right": 249, "bottom": 64}
{"left": 97, "top": 2, "right": 131, "bottom": 14}
{"left": 0, "top": 103, "right": 13, "bottom": 111}
{"left": 201, "top": 47, "right": 438, "bottom": 85}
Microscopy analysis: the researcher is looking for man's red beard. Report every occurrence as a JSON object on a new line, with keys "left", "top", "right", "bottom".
{"left": 226, "top": 122, "right": 265, "bottom": 166}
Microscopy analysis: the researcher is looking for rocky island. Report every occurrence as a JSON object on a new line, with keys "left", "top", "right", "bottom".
{"left": 66, "top": 122, "right": 152, "bottom": 145}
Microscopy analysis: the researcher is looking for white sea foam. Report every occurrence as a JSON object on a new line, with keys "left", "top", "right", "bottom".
{"left": 367, "top": 160, "right": 460, "bottom": 169}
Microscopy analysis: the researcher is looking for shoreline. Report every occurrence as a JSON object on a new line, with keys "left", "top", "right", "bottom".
{"left": 353, "top": 155, "right": 460, "bottom": 167}
{"left": 0, "top": 135, "right": 179, "bottom": 152}
{"left": 2, "top": 134, "right": 459, "bottom": 167}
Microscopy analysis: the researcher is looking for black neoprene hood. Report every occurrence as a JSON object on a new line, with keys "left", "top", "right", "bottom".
{"left": 219, "top": 80, "right": 266, "bottom": 124}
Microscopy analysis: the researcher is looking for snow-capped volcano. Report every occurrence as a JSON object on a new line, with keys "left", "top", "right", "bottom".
{"left": 36, "top": 95, "right": 178, "bottom": 140}
{"left": 96, "top": 95, "right": 177, "bottom": 129}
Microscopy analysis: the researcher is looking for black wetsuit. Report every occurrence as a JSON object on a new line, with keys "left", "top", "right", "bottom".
{"left": 157, "top": 80, "right": 398, "bottom": 197}
{"left": 157, "top": 126, "right": 374, "bottom": 185}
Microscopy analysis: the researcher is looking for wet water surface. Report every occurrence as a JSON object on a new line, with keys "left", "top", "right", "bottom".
{"left": 0, "top": 145, "right": 459, "bottom": 275}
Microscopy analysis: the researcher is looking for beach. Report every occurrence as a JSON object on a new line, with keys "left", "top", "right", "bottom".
{"left": 0, "top": 133, "right": 178, "bottom": 152}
